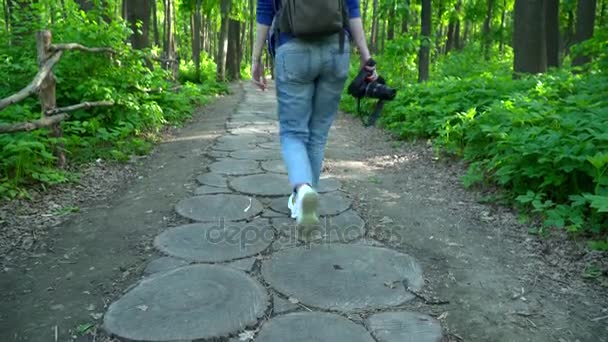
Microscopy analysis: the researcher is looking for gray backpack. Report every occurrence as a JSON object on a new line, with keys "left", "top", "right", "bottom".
{"left": 272, "top": 0, "right": 348, "bottom": 52}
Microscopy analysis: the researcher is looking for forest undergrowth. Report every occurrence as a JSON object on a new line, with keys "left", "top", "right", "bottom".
{"left": 341, "top": 31, "right": 608, "bottom": 248}
{"left": 0, "top": 4, "right": 228, "bottom": 201}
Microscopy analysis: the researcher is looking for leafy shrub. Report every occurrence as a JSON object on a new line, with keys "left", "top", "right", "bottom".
{"left": 0, "top": 2, "right": 227, "bottom": 199}
{"left": 340, "top": 40, "right": 608, "bottom": 236}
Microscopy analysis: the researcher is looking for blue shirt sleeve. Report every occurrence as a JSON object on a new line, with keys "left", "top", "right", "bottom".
{"left": 256, "top": 0, "right": 275, "bottom": 26}
{"left": 256, "top": 0, "right": 360, "bottom": 25}
{"left": 347, "top": 0, "right": 361, "bottom": 18}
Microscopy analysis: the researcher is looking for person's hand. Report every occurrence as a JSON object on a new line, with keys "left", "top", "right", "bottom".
{"left": 360, "top": 55, "right": 378, "bottom": 82}
{"left": 251, "top": 59, "right": 267, "bottom": 91}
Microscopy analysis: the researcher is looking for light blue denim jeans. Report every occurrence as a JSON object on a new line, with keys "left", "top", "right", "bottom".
{"left": 274, "top": 34, "right": 350, "bottom": 191}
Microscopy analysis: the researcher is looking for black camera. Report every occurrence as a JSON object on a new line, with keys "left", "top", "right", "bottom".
{"left": 347, "top": 58, "right": 397, "bottom": 101}
{"left": 346, "top": 58, "right": 397, "bottom": 127}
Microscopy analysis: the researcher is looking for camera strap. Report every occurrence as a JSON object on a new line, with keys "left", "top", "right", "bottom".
{"left": 358, "top": 99, "right": 385, "bottom": 127}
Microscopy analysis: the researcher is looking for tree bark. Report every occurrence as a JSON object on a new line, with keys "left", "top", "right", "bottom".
{"left": 435, "top": 0, "right": 444, "bottom": 55}
{"left": 572, "top": 0, "right": 597, "bottom": 66}
{"left": 248, "top": 0, "right": 254, "bottom": 63}
{"left": 192, "top": 0, "right": 202, "bottom": 80}
{"left": 36, "top": 31, "right": 65, "bottom": 168}
{"left": 163, "top": 0, "right": 177, "bottom": 77}
{"left": 545, "top": 0, "right": 560, "bottom": 68}
{"left": 152, "top": 0, "right": 160, "bottom": 46}
{"left": 362, "top": 0, "right": 369, "bottom": 28}
{"left": 370, "top": 0, "right": 379, "bottom": 53}
{"left": 387, "top": 0, "right": 395, "bottom": 40}
{"left": 513, "top": 0, "right": 547, "bottom": 76}
{"left": 401, "top": 0, "right": 410, "bottom": 33}
{"left": 418, "top": 0, "right": 431, "bottom": 82}
{"left": 483, "top": 0, "right": 495, "bottom": 60}
{"left": 226, "top": 18, "right": 241, "bottom": 81}
{"left": 127, "top": 0, "right": 150, "bottom": 49}
{"left": 216, "top": 0, "right": 231, "bottom": 81}
{"left": 76, "top": 0, "right": 93, "bottom": 11}
{"left": 499, "top": 0, "right": 507, "bottom": 53}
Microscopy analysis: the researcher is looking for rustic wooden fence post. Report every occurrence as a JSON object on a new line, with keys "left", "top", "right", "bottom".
{"left": 36, "top": 30, "right": 66, "bottom": 168}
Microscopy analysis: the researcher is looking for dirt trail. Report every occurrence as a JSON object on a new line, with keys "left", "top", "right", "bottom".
{"left": 0, "top": 85, "right": 241, "bottom": 341}
{"left": 0, "top": 80, "right": 606, "bottom": 342}
{"left": 325, "top": 111, "right": 608, "bottom": 342}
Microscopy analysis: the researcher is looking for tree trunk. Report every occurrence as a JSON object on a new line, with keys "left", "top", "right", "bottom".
{"left": 381, "top": 17, "right": 386, "bottom": 52}
{"left": 127, "top": 0, "right": 150, "bottom": 50}
{"left": 600, "top": 0, "right": 606, "bottom": 26}
{"left": 362, "top": 0, "right": 369, "bottom": 28}
{"left": 216, "top": 0, "right": 231, "bottom": 81}
{"left": 370, "top": 0, "right": 379, "bottom": 53}
{"left": 418, "top": 0, "right": 431, "bottom": 82}
{"left": 36, "top": 31, "right": 65, "bottom": 168}
{"left": 463, "top": 20, "right": 470, "bottom": 48}
{"left": 3, "top": 0, "right": 9, "bottom": 31}
{"left": 76, "top": 0, "right": 93, "bottom": 11}
{"left": 226, "top": 18, "right": 240, "bottom": 81}
{"left": 499, "top": 0, "right": 507, "bottom": 53}
{"left": 435, "top": 0, "right": 444, "bottom": 55}
{"left": 163, "top": 0, "right": 177, "bottom": 77}
{"left": 152, "top": 0, "right": 160, "bottom": 46}
{"left": 193, "top": 0, "right": 202, "bottom": 80}
{"left": 249, "top": 0, "right": 254, "bottom": 64}
{"left": 513, "top": 0, "right": 547, "bottom": 76}
{"left": 401, "top": 0, "right": 410, "bottom": 33}
{"left": 545, "top": 0, "right": 560, "bottom": 68}
{"left": 387, "top": 0, "right": 395, "bottom": 40}
{"left": 122, "top": 0, "right": 127, "bottom": 19}
{"left": 483, "top": 0, "right": 495, "bottom": 60}
{"left": 572, "top": 0, "right": 597, "bottom": 67}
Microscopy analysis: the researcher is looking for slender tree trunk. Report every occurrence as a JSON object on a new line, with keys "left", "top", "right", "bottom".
{"left": 499, "top": 0, "right": 507, "bottom": 53}
{"left": 217, "top": 0, "right": 231, "bottom": 81}
{"left": 462, "top": 20, "right": 470, "bottom": 48}
{"left": 3, "top": 0, "right": 9, "bottom": 31}
{"left": 572, "top": 0, "right": 597, "bottom": 66}
{"left": 193, "top": 0, "right": 202, "bottom": 80}
{"left": 122, "top": 0, "right": 127, "bottom": 19}
{"left": 76, "top": 0, "right": 93, "bottom": 11}
{"left": 127, "top": 0, "right": 150, "bottom": 50}
{"left": 226, "top": 18, "right": 241, "bottom": 80}
{"left": 387, "top": 0, "right": 395, "bottom": 40}
{"left": 418, "top": 0, "right": 431, "bottom": 82}
{"left": 362, "top": 0, "right": 369, "bottom": 28}
{"left": 370, "top": 0, "right": 379, "bottom": 53}
{"left": 202, "top": 14, "right": 207, "bottom": 54}
{"left": 163, "top": 0, "right": 177, "bottom": 77}
{"left": 435, "top": 0, "right": 444, "bottom": 55}
{"left": 513, "top": 0, "right": 547, "bottom": 76}
{"left": 401, "top": 0, "right": 410, "bottom": 33}
{"left": 483, "top": 0, "right": 495, "bottom": 60}
{"left": 381, "top": 17, "right": 386, "bottom": 52}
{"left": 152, "top": 0, "right": 159, "bottom": 46}
{"left": 249, "top": 0, "right": 254, "bottom": 64}
{"left": 545, "top": 0, "right": 560, "bottom": 68}
{"left": 600, "top": 0, "right": 606, "bottom": 26}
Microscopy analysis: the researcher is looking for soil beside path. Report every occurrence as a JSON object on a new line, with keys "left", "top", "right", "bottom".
{"left": 0, "top": 85, "right": 242, "bottom": 341}
{"left": 0, "top": 80, "right": 606, "bottom": 342}
{"left": 324, "top": 110, "right": 608, "bottom": 342}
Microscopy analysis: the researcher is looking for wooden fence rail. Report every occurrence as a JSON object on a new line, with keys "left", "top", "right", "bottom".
{"left": 0, "top": 30, "right": 115, "bottom": 167}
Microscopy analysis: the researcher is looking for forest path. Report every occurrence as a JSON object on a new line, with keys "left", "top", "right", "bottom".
{"left": 1, "top": 81, "right": 605, "bottom": 342}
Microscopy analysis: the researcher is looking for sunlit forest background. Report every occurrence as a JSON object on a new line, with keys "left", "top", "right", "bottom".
{"left": 0, "top": 0, "right": 606, "bottom": 244}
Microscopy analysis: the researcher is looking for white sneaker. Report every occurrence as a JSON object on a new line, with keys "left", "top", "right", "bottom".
{"left": 294, "top": 184, "right": 319, "bottom": 226}
{"left": 287, "top": 192, "right": 297, "bottom": 219}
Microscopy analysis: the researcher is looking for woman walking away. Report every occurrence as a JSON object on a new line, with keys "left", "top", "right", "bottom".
{"left": 251, "top": 0, "right": 378, "bottom": 227}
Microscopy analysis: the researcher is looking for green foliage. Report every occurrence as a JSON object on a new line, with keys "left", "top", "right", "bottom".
{"left": 0, "top": 1, "right": 227, "bottom": 200}
{"left": 341, "top": 41, "right": 608, "bottom": 236}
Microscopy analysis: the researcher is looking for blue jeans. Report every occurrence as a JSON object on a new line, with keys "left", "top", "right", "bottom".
{"left": 274, "top": 34, "right": 351, "bottom": 190}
